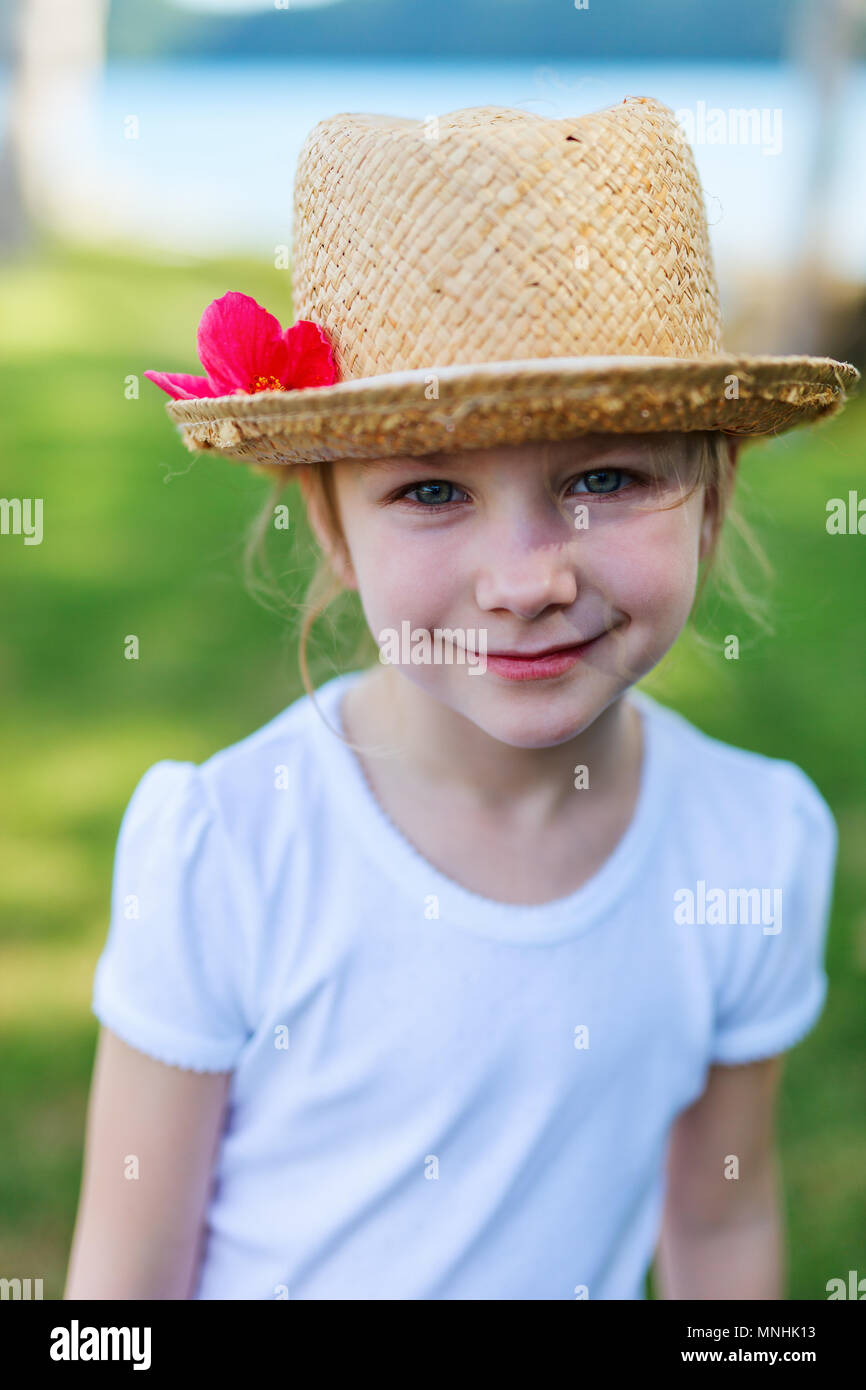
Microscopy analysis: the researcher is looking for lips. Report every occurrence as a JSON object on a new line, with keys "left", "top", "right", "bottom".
{"left": 487, "top": 637, "right": 601, "bottom": 659}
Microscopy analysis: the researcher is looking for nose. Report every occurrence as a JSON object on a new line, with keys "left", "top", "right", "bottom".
{"left": 474, "top": 514, "right": 580, "bottom": 620}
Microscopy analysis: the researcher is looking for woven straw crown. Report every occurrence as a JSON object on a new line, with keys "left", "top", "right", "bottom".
{"left": 166, "top": 96, "right": 859, "bottom": 464}
{"left": 293, "top": 98, "right": 723, "bottom": 374}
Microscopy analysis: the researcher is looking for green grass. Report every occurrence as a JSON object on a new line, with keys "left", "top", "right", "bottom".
{"left": 1, "top": 233, "right": 864, "bottom": 1300}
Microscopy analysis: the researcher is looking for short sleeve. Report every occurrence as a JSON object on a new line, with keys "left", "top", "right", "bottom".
{"left": 710, "top": 764, "right": 838, "bottom": 1065}
{"left": 92, "top": 760, "right": 252, "bottom": 1072}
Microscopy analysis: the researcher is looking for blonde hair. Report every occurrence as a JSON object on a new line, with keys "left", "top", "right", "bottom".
{"left": 243, "top": 430, "right": 774, "bottom": 745}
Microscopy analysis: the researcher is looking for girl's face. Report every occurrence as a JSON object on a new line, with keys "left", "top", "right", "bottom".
{"left": 304, "top": 433, "right": 734, "bottom": 749}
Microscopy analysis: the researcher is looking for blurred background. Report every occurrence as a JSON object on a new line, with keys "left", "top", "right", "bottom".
{"left": 0, "top": 0, "right": 864, "bottom": 1300}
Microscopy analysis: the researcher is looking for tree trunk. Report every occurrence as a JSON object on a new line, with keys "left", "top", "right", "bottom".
{"left": 0, "top": 0, "right": 110, "bottom": 253}
{"left": 774, "top": 0, "right": 865, "bottom": 354}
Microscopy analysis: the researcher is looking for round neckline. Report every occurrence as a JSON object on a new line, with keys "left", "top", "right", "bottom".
{"left": 308, "top": 668, "right": 671, "bottom": 945}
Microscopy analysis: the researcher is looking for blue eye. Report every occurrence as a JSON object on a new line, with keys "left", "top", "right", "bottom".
{"left": 571, "top": 469, "right": 634, "bottom": 496}
{"left": 398, "top": 480, "right": 466, "bottom": 507}
{"left": 393, "top": 468, "right": 639, "bottom": 511}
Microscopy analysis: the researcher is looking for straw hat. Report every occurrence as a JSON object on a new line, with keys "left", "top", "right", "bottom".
{"left": 162, "top": 96, "right": 859, "bottom": 467}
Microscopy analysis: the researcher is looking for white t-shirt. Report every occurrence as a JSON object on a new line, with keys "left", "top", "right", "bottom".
{"left": 91, "top": 668, "right": 837, "bottom": 1300}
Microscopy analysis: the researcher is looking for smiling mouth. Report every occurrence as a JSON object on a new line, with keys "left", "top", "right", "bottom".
{"left": 487, "top": 634, "right": 608, "bottom": 658}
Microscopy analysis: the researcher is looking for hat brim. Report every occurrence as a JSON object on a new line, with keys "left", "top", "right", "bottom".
{"left": 164, "top": 354, "right": 860, "bottom": 467}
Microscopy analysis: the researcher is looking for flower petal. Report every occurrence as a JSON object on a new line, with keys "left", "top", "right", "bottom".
{"left": 144, "top": 370, "right": 223, "bottom": 400}
{"left": 196, "top": 291, "right": 288, "bottom": 395}
{"left": 282, "top": 320, "right": 339, "bottom": 388}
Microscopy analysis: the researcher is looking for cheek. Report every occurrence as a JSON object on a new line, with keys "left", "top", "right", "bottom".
{"left": 589, "top": 504, "right": 701, "bottom": 619}
{"left": 347, "top": 520, "right": 462, "bottom": 633}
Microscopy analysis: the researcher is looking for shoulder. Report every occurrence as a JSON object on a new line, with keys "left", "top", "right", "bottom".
{"left": 112, "top": 680, "right": 334, "bottom": 894}
{"left": 114, "top": 672, "right": 351, "bottom": 921}
{"left": 191, "top": 678, "right": 342, "bottom": 843}
{"left": 138, "top": 675, "right": 359, "bottom": 904}
{"left": 633, "top": 688, "right": 837, "bottom": 866}
{"left": 633, "top": 694, "right": 839, "bottom": 1064}
{"left": 113, "top": 758, "right": 237, "bottom": 918}
{"left": 116, "top": 758, "right": 212, "bottom": 870}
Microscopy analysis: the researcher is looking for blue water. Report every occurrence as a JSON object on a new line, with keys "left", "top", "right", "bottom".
{"left": 3, "top": 58, "right": 864, "bottom": 279}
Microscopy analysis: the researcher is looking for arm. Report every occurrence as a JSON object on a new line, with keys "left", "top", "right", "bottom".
{"left": 653, "top": 1055, "right": 785, "bottom": 1300}
{"left": 64, "top": 1026, "right": 232, "bottom": 1300}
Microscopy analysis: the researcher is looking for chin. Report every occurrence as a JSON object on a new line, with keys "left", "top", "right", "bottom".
{"left": 460, "top": 678, "right": 616, "bottom": 749}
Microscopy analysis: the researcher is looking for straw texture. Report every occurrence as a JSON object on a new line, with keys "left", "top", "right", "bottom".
{"left": 166, "top": 97, "right": 859, "bottom": 465}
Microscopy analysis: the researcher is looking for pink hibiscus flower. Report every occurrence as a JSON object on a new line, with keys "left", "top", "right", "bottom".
{"left": 144, "top": 291, "right": 338, "bottom": 400}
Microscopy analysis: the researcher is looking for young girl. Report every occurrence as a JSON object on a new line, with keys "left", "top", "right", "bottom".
{"left": 64, "top": 98, "right": 857, "bottom": 1301}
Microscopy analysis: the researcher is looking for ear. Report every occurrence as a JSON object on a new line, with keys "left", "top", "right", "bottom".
{"left": 296, "top": 465, "right": 358, "bottom": 591}
{"left": 699, "top": 435, "right": 741, "bottom": 563}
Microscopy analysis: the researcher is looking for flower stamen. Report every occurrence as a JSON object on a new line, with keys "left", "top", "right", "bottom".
{"left": 250, "top": 374, "right": 287, "bottom": 393}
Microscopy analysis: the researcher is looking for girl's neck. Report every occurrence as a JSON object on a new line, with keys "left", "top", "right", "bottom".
{"left": 340, "top": 665, "right": 642, "bottom": 833}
